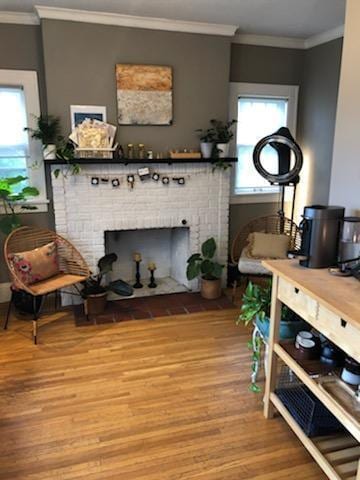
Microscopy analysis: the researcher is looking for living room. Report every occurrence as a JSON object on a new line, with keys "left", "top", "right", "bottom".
{"left": 0, "top": 0, "right": 359, "bottom": 479}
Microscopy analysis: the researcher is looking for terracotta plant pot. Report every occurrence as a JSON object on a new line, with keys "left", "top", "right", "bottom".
{"left": 201, "top": 278, "right": 222, "bottom": 300}
{"left": 84, "top": 292, "right": 107, "bottom": 316}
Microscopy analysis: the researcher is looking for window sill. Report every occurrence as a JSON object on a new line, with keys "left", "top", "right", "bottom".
{"left": 230, "top": 192, "right": 280, "bottom": 205}
{"left": 0, "top": 198, "right": 49, "bottom": 214}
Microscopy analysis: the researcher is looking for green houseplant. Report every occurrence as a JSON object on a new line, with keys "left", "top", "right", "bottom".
{"left": 236, "top": 281, "right": 306, "bottom": 392}
{"left": 25, "top": 115, "right": 61, "bottom": 160}
{"left": 0, "top": 175, "right": 39, "bottom": 235}
{"left": 186, "top": 237, "right": 224, "bottom": 299}
{"left": 211, "top": 119, "right": 237, "bottom": 158}
{"left": 195, "top": 127, "right": 216, "bottom": 159}
{"left": 81, "top": 253, "right": 133, "bottom": 316}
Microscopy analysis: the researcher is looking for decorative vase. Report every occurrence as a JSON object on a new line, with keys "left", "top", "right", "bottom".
{"left": 201, "top": 278, "right": 222, "bottom": 300}
{"left": 200, "top": 142, "right": 214, "bottom": 159}
{"left": 255, "top": 315, "right": 308, "bottom": 340}
{"left": 84, "top": 292, "right": 107, "bottom": 316}
{"left": 43, "top": 144, "right": 56, "bottom": 160}
{"left": 216, "top": 143, "right": 229, "bottom": 158}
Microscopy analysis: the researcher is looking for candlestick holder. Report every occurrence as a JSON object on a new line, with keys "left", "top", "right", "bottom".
{"left": 148, "top": 265, "right": 157, "bottom": 288}
{"left": 133, "top": 259, "right": 143, "bottom": 289}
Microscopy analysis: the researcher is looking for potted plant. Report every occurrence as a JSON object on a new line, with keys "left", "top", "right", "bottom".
{"left": 25, "top": 115, "right": 61, "bottom": 160}
{"left": 236, "top": 281, "right": 307, "bottom": 391}
{"left": 0, "top": 175, "right": 39, "bottom": 235}
{"left": 195, "top": 127, "right": 216, "bottom": 159}
{"left": 210, "top": 119, "right": 237, "bottom": 158}
{"left": 0, "top": 175, "right": 40, "bottom": 314}
{"left": 81, "top": 253, "right": 133, "bottom": 316}
{"left": 186, "top": 237, "right": 224, "bottom": 299}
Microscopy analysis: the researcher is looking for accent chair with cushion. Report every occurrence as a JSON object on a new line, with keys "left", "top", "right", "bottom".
{"left": 231, "top": 214, "right": 301, "bottom": 283}
{"left": 4, "top": 226, "right": 90, "bottom": 344}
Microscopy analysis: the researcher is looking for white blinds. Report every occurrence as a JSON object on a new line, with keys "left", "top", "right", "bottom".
{"left": 235, "top": 97, "right": 288, "bottom": 193}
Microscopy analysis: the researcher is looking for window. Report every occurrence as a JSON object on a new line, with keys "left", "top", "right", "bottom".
{"left": 229, "top": 83, "right": 298, "bottom": 203}
{"left": 0, "top": 70, "right": 47, "bottom": 211}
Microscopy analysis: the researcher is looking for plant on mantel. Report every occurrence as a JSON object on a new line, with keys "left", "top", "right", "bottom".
{"left": 53, "top": 140, "right": 81, "bottom": 178}
{"left": 0, "top": 176, "right": 39, "bottom": 235}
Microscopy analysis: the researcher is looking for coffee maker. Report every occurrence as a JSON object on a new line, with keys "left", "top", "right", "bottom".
{"left": 299, "top": 205, "right": 345, "bottom": 268}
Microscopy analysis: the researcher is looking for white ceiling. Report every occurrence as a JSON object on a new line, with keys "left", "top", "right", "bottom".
{"left": 0, "top": 0, "right": 346, "bottom": 39}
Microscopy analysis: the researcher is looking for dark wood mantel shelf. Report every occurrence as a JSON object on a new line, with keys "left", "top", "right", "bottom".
{"left": 46, "top": 157, "right": 237, "bottom": 166}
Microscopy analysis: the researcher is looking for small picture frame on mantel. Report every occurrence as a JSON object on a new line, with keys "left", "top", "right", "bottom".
{"left": 70, "top": 105, "right": 107, "bottom": 129}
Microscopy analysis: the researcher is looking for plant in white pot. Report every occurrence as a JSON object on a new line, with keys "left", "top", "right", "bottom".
{"left": 195, "top": 127, "right": 216, "bottom": 159}
{"left": 81, "top": 253, "right": 133, "bottom": 317}
{"left": 186, "top": 237, "right": 224, "bottom": 299}
{"left": 211, "top": 119, "right": 237, "bottom": 158}
{"left": 25, "top": 115, "right": 61, "bottom": 160}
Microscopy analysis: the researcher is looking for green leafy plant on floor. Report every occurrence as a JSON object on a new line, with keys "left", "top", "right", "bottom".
{"left": 186, "top": 237, "right": 224, "bottom": 281}
{"left": 236, "top": 281, "right": 298, "bottom": 393}
{"left": 81, "top": 253, "right": 133, "bottom": 298}
{"left": 0, "top": 176, "right": 39, "bottom": 235}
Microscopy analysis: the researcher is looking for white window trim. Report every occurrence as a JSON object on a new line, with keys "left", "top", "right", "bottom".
{"left": 0, "top": 69, "right": 48, "bottom": 213}
{"left": 229, "top": 82, "right": 299, "bottom": 204}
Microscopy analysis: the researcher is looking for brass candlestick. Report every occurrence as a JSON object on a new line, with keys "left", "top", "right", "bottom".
{"left": 133, "top": 252, "right": 143, "bottom": 289}
{"left": 148, "top": 262, "right": 157, "bottom": 288}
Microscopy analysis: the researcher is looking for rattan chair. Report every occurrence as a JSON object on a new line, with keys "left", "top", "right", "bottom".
{"left": 231, "top": 214, "right": 301, "bottom": 284}
{"left": 4, "top": 226, "right": 90, "bottom": 344}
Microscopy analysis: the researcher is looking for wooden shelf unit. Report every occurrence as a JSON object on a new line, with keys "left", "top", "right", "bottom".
{"left": 262, "top": 260, "right": 360, "bottom": 480}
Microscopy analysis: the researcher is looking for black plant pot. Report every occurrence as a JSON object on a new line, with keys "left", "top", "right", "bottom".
{"left": 12, "top": 288, "right": 43, "bottom": 315}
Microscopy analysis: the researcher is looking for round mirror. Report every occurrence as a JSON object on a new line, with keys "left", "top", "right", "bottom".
{"left": 253, "top": 134, "right": 303, "bottom": 184}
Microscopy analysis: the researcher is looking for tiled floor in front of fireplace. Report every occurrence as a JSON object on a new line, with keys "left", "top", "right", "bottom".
{"left": 73, "top": 292, "right": 234, "bottom": 326}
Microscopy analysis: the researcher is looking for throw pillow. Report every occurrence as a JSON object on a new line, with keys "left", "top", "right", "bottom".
{"left": 9, "top": 241, "right": 59, "bottom": 285}
{"left": 250, "top": 232, "right": 290, "bottom": 259}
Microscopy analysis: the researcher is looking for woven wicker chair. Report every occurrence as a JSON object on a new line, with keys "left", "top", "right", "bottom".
{"left": 4, "top": 226, "right": 90, "bottom": 344}
{"left": 231, "top": 214, "right": 301, "bottom": 284}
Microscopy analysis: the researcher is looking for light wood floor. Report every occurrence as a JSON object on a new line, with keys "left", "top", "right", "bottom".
{"left": 0, "top": 303, "right": 325, "bottom": 479}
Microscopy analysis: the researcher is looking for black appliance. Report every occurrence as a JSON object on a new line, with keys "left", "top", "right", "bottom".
{"left": 299, "top": 205, "right": 345, "bottom": 268}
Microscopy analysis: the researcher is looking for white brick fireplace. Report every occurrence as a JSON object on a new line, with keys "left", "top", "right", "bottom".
{"left": 51, "top": 162, "right": 231, "bottom": 303}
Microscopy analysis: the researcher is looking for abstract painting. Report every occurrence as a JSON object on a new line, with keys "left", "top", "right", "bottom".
{"left": 116, "top": 64, "right": 173, "bottom": 125}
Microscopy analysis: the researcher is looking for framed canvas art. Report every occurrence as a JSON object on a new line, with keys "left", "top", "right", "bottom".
{"left": 70, "top": 105, "right": 107, "bottom": 129}
{"left": 116, "top": 64, "right": 173, "bottom": 125}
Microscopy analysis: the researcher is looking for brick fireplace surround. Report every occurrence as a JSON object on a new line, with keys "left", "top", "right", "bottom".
{"left": 51, "top": 162, "right": 231, "bottom": 305}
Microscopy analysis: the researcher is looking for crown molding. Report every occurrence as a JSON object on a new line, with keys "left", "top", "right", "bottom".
{"left": 35, "top": 6, "right": 237, "bottom": 36}
{"left": 304, "top": 24, "right": 344, "bottom": 49}
{"left": 0, "top": 11, "right": 39, "bottom": 25}
{"left": 233, "top": 25, "right": 344, "bottom": 50}
{"left": 232, "top": 33, "right": 305, "bottom": 49}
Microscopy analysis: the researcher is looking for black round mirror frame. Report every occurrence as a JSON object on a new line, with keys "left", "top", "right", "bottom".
{"left": 253, "top": 134, "right": 303, "bottom": 184}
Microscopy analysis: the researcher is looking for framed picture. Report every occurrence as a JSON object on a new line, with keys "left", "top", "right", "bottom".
{"left": 70, "top": 105, "right": 107, "bottom": 129}
{"left": 116, "top": 64, "right": 173, "bottom": 126}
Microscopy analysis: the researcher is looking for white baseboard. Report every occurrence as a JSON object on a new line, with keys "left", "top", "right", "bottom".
{"left": 0, "top": 282, "right": 11, "bottom": 303}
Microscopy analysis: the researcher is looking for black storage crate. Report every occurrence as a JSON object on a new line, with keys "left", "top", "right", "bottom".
{"left": 275, "top": 366, "right": 344, "bottom": 437}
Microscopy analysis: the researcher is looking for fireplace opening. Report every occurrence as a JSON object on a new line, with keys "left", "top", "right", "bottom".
{"left": 105, "top": 227, "right": 191, "bottom": 298}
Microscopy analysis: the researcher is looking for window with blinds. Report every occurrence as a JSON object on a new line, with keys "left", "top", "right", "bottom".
{"left": 235, "top": 96, "right": 288, "bottom": 194}
{"left": 0, "top": 86, "right": 29, "bottom": 188}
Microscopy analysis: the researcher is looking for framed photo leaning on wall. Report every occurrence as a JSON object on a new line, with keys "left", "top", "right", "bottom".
{"left": 70, "top": 105, "right": 107, "bottom": 129}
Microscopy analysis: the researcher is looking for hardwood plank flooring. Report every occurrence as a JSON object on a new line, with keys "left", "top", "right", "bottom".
{"left": 0, "top": 304, "right": 325, "bottom": 479}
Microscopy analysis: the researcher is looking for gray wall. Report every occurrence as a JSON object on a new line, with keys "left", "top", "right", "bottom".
{"left": 0, "top": 24, "right": 52, "bottom": 282}
{"left": 297, "top": 38, "right": 343, "bottom": 209}
{"left": 230, "top": 43, "right": 304, "bottom": 85}
{"left": 228, "top": 43, "right": 304, "bottom": 245}
{"left": 41, "top": 19, "right": 231, "bottom": 152}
